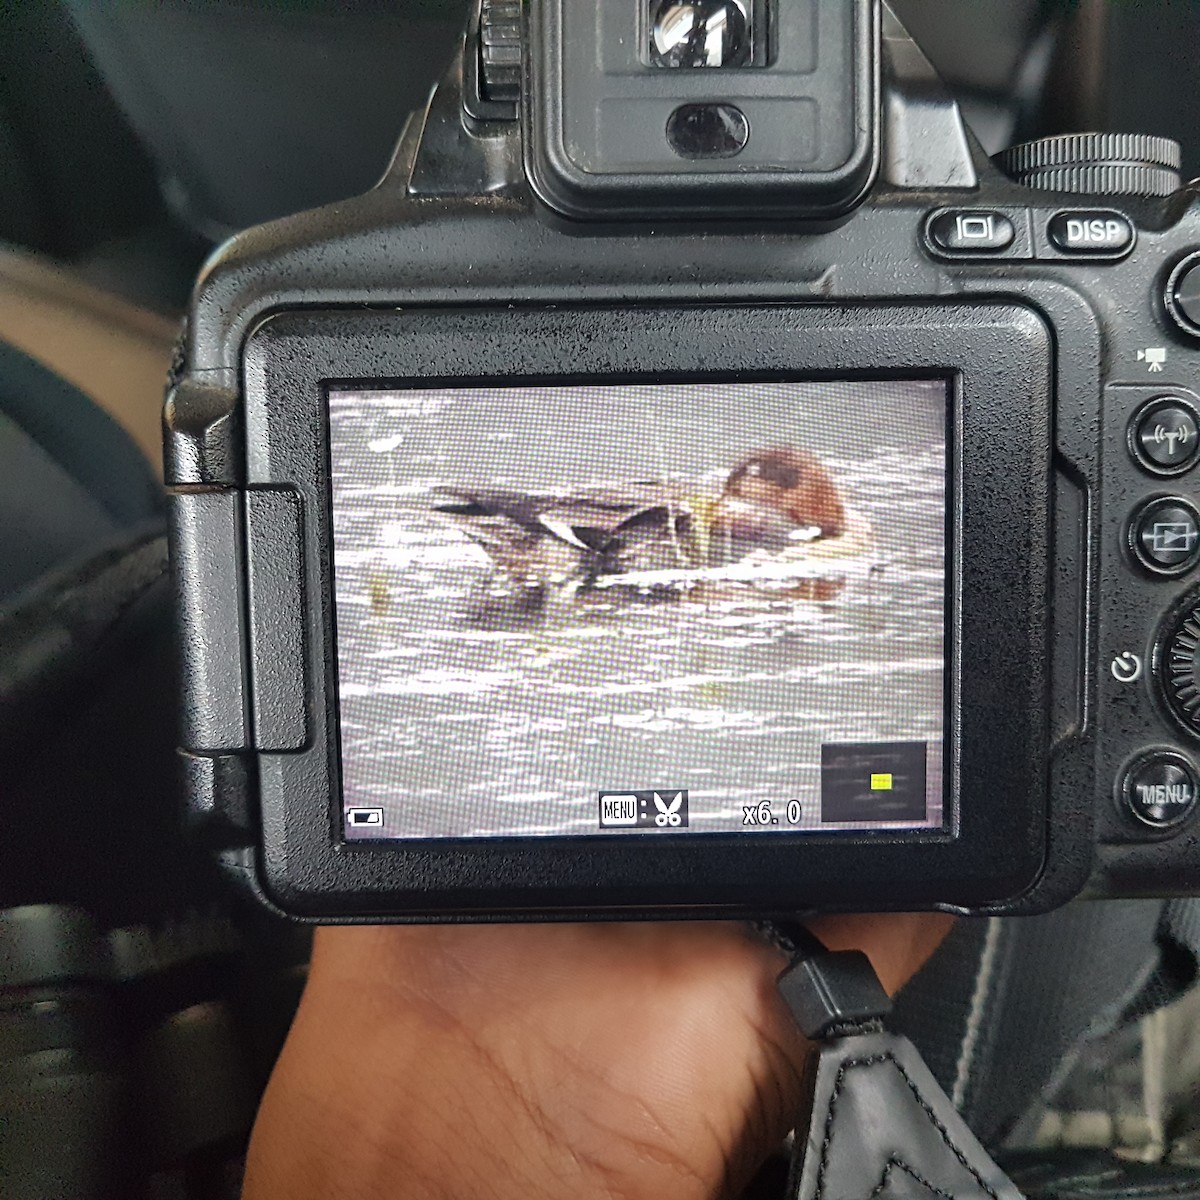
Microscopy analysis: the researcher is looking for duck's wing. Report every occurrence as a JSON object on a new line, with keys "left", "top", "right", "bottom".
{"left": 432, "top": 488, "right": 552, "bottom": 533}
{"left": 429, "top": 487, "right": 580, "bottom": 582}
{"left": 538, "top": 491, "right": 670, "bottom": 550}
{"left": 433, "top": 485, "right": 683, "bottom": 552}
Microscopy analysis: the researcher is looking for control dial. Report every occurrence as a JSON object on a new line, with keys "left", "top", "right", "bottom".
{"left": 1157, "top": 590, "right": 1200, "bottom": 737}
{"left": 479, "top": 0, "right": 521, "bottom": 103}
{"left": 994, "top": 133, "right": 1182, "bottom": 197}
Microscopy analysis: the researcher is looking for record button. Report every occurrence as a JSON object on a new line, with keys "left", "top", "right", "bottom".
{"left": 1166, "top": 252, "right": 1200, "bottom": 339}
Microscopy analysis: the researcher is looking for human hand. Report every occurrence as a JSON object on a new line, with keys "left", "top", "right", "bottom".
{"left": 243, "top": 914, "right": 952, "bottom": 1200}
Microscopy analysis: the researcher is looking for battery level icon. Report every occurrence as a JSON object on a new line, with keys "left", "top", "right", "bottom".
{"left": 347, "top": 807, "right": 384, "bottom": 828}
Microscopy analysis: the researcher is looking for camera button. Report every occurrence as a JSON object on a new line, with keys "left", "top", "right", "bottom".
{"left": 1121, "top": 751, "right": 1199, "bottom": 830}
{"left": 1129, "top": 497, "right": 1200, "bottom": 575}
{"left": 927, "top": 210, "right": 1015, "bottom": 254}
{"left": 1166, "top": 252, "right": 1200, "bottom": 340}
{"left": 1130, "top": 397, "right": 1200, "bottom": 475}
{"left": 1047, "top": 210, "right": 1134, "bottom": 257}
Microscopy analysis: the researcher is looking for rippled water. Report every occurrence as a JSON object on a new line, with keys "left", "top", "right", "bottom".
{"left": 330, "top": 381, "right": 946, "bottom": 839}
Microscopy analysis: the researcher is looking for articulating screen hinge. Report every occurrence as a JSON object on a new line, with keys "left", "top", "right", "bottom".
{"left": 169, "top": 486, "right": 309, "bottom": 755}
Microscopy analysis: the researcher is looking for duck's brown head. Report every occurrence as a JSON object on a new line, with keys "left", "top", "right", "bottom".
{"left": 721, "top": 446, "right": 846, "bottom": 538}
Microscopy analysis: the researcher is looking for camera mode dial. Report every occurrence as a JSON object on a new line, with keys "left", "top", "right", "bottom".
{"left": 1157, "top": 590, "right": 1200, "bottom": 738}
{"left": 994, "top": 133, "right": 1182, "bottom": 197}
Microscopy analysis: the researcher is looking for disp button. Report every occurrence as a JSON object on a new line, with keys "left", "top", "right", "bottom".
{"left": 1048, "top": 210, "right": 1133, "bottom": 256}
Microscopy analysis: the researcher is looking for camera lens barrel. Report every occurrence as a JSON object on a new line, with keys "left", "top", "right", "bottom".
{"left": 0, "top": 906, "right": 126, "bottom": 1200}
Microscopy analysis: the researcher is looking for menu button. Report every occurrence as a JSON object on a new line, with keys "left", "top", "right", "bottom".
{"left": 1048, "top": 210, "right": 1134, "bottom": 256}
{"left": 1121, "top": 751, "right": 1199, "bottom": 830}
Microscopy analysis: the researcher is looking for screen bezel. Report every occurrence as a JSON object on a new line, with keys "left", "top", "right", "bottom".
{"left": 242, "top": 302, "right": 1052, "bottom": 919}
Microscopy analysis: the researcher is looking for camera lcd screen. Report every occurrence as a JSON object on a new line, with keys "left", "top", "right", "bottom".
{"left": 328, "top": 380, "right": 947, "bottom": 840}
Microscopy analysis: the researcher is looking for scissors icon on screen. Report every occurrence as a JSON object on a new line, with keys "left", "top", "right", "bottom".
{"left": 653, "top": 791, "right": 684, "bottom": 827}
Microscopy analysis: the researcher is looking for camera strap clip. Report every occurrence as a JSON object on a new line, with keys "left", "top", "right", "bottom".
{"left": 762, "top": 922, "right": 1024, "bottom": 1200}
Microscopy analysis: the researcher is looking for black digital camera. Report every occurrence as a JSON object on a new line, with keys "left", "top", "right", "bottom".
{"left": 167, "top": 0, "right": 1200, "bottom": 922}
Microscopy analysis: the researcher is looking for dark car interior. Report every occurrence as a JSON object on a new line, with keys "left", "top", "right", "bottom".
{"left": 3, "top": 2, "right": 1200, "bottom": 1197}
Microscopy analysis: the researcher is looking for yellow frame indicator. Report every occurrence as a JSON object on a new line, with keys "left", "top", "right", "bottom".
{"left": 870, "top": 773, "right": 893, "bottom": 791}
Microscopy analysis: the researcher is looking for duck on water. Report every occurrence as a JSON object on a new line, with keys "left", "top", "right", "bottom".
{"left": 431, "top": 446, "right": 877, "bottom": 610}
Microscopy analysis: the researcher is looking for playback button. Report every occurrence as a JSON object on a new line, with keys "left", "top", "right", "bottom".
{"left": 1121, "top": 751, "right": 1199, "bottom": 829}
{"left": 1130, "top": 397, "right": 1200, "bottom": 476}
{"left": 1129, "top": 497, "right": 1200, "bottom": 576}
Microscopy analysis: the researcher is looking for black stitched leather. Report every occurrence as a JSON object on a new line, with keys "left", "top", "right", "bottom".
{"left": 870, "top": 1158, "right": 957, "bottom": 1199}
{"left": 787, "top": 1031, "right": 1024, "bottom": 1200}
{"left": 817, "top": 1052, "right": 999, "bottom": 1199}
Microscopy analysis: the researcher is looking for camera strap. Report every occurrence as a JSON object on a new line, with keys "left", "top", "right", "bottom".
{"left": 760, "top": 922, "right": 1024, "bottom": 1200}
